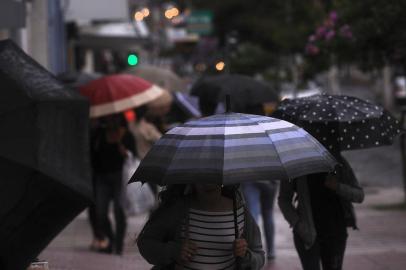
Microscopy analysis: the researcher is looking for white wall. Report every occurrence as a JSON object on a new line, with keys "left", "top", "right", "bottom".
{"left": 26, "top": 0, "right": 49, "bottom": 69}
{"left": 64, "top": 0, "right": 129, "bottom": 22}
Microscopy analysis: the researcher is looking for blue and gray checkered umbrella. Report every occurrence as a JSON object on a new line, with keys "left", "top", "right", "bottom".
{"left": 130, "top": 113, "right": 337, "bottom": 185}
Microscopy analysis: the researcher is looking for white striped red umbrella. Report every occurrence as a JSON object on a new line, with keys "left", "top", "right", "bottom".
{"left": 80, "top": 74, "right": 164, "bottom": 118}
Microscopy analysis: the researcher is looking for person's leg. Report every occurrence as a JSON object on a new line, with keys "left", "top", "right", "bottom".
{"left": 293, "top": 234, "right": 321, "bottom": 270}
{"left": 88, "top": 204, "right": 104, "bottom": 249}
{"left": 95, "top": 174, "right": 114, "bottom": 253}
{"left": 319, "top": 233, "right": 348, "bottom": 270}
{"left": 242, "top": 183, "right": 261, "bottom": 222}
{"left": 112, "top": 171, "right": 127, "bottom": 255}
{"left": 259, "top": 181, "right": 278, "bottom": 259}
{"left": 89, "top": 175, "right": 105, "bottom": 249}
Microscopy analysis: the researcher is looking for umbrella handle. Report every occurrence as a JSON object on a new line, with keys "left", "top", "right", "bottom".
{"left": 226, "top": 94, "right": 231, "bottom": 113}
{"left": 233, "top": 191, "right": 241, "bottom": 270}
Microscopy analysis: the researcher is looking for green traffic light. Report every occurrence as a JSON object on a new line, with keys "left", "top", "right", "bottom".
{"left": 127, "top": 54, "right": 139, "bottom": 66}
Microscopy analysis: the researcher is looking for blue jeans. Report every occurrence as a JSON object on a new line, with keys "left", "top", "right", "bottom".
{"left": 242, "top": 181, "right": 277, "bottom": 257}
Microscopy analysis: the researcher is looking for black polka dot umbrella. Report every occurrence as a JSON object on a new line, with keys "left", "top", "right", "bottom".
{"left": 272, "top": 94, "right": 402, "bottom": 153}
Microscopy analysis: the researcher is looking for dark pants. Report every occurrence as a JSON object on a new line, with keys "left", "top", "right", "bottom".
{"left": 88, "top": 204, "right": 102, "bottom": 239}
{"left": 95, "top": 171, "right": 127, "bottom": 252}
{"left": 294, "top": 233, "right": 347, "bottom": 270}
{"left": 88, "top": 175, "right": 103, "bottom": 240}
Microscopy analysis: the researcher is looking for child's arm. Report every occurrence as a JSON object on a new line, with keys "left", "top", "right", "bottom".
{"left": 240, "top": 211, "right": 265, "bottom": 270}
{"left": 137, "top": 206, "right": 182, "bottom": 266}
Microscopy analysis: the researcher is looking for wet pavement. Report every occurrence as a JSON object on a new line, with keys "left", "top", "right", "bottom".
{"left": 39, "top": 187, "right": 406, "bottom": 270}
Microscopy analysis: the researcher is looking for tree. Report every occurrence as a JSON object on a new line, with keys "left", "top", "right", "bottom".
{"left": 176, "top": 0, "right": 325, "bottom": 75}
{"left": 335, "top": 0, "right": 406, "bottom": 70}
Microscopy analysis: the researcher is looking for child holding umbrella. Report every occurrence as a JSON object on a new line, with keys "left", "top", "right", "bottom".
{"left": 137, "top": 184, "right": 265, "bottom": 270}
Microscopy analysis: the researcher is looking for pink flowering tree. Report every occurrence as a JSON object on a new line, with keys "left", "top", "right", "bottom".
{"left": 304, "top": 11, "right": 354, "bottom": 75}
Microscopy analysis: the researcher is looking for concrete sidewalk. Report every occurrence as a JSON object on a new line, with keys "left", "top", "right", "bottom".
{"left": 39, "top": 187, "right": 406, "bottom": 270}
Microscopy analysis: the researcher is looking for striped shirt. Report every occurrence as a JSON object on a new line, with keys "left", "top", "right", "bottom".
{"left": 178, "top": 206, "right": 245, "bottom": 270}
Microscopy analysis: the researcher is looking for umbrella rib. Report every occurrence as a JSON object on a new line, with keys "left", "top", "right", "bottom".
{"left": 220, "top": 115, "right": 227, "bottom": 185}
{"left": 240, "top": 114, "right": 290, "bottom": 181}
{"left": 161, "top": 125, "right": 195, "bottom": 185}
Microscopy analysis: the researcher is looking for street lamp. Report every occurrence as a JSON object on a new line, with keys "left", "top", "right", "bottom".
{"left": 134, "top": 11, "right": 144, "bottom": 21}
{"left": 215, "top": 61, "right": 225, "bottom": 71}
{"left": 134, "top": 7, "right": 150, "bottom": 21}
{"left": 164, "top": 7, "right": 180, "bottom": 20}
{"left": 142, "top": 8, "right": 150, "bottom": 17}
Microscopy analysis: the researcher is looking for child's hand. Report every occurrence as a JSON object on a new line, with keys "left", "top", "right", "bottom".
{"left": 233, "top": 238, "right": 248, "bottom": 257}
{"left": 177, "top": 240, "right": 197, "bottom": 264}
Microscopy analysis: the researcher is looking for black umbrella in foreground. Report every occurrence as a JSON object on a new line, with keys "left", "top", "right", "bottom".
{"left": 272, "top": 94, "right": 402, "bottom": 153}
{"left": 0, "top": 39, "right": 92, "bottom": 270}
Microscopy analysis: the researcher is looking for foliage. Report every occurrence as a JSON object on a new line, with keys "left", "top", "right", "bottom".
{"left": 335, "top": 0, "right": 406, "bottom": 70}
{"left": 176, "top": 0, "right": 325, "bottom": 76}
{"left": 229, "top": 43, "right": 276, "bottom": 76}
{"left": 303, "top": 10, "right": 354, "bottom": 74}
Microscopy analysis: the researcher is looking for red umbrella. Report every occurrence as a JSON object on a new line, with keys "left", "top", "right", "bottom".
{"left": 80, "top": 74, "right": 164, "bottom": 118}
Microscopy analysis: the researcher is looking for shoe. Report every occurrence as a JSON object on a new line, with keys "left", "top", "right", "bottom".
{"left": 97, "top": 239, "right": 113, "bottom": 254}
{"left": 90, "top": 238, "right": 108, "bottom": 251}
{"left": 115, "top": 244, "right": 123, "bottom": 255}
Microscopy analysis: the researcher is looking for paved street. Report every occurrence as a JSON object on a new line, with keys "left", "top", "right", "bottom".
{"left": 39, "top": 187, "right": 406, "bottom": 270}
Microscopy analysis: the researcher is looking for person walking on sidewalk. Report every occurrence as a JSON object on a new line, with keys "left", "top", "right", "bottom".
{"left": 128, "top": 105, "right": 162, "bottom": 196}
{"left": 278, "top": 153, "right": 364, "bottom": 270}
{"left": 91, "top": 114, "right": 136, "bottom": 254}
{"left": 242, "top": 180, "right": 278, "bottom": 261}
{"left": 137, "top": 184, "right": 265, "bottom": 270}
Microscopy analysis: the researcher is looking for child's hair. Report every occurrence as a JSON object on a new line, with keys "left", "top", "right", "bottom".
{"left": 144, "top": 183, "right": 243, "bottom": 219}
{"left": 159, "top": 184, "right": 189, "bottom": 206}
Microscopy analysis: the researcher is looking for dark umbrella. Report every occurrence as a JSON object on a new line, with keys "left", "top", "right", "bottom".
{"left": 190, "top": 74, "right": 279, "bottom": 114}
{"left": 0, "top": 39, "right": 92, "bottom": 270}
{"left": 272, "top": 94, "right": 402, "bottom": 153}
{"left": 57, "top": 71, "right": 101, "bottom": 89}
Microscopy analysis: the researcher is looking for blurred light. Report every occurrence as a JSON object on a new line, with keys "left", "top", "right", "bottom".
{"left": 134, "top": 11, "right": 144, "bottom": 21}
{"left": 215, "top": 61, "right": 225, "bottom": 71}
{"left": 165, "top": 9, "right": 173, "bottom": 19}
{"left": 124, "top": 110, "right": 135, "bottom": 122}
{"left": 142, "top": 8, "right": 150, "bottom": 17}
{"left": 172, "top": 7, "right": 179, "bottom": 17}
{"left": 127, "top": 54, "right": 139, "bottom": 66}
{"left": 165, "top": 7, "right": 180, "bottom": 19}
